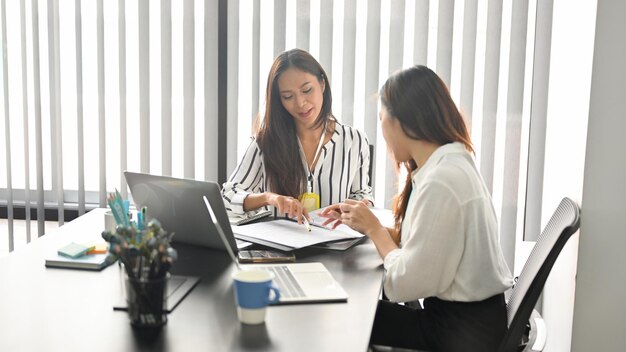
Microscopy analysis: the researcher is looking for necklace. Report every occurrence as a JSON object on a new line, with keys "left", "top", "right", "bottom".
{"left": 297, "top": 121, "right": 327, "bottom": 193}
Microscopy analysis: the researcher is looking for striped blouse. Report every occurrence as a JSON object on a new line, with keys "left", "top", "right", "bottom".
{"left": 222, "top": 123, "right": 374, "bottom": 217}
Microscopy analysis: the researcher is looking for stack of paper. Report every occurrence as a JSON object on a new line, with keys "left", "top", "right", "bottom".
{"left": 232, "top": 207, "right": 393, "bottom": 251}
{"left": 228, "top": 209, "right": 272, "bottom": 226}
{"left": 45, "top": 253, "right": 111, "bottom": 271}
{"left": 233, "top": 219, "right": 362, "bottom": 250}
{"left": 45, "top": 241, "right": 113, "bottom": 271}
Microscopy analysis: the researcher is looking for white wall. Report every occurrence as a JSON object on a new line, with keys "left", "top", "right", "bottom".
{"left": 539, "top": 0, "right": 596, "bottom": 351}
{"left": 571, "top": 0, "right": 626, "bottom": 350}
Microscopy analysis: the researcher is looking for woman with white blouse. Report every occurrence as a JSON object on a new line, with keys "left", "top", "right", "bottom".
{"left": 320, "top": 65, "right": 513, "bottom": 351}
{"left": 222, "top": 49, "right": 373, "bottom": 223}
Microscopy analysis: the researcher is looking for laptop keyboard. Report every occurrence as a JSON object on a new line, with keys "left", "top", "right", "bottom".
{"left": 263, "top": 266, "right": 306, "bottom": 299}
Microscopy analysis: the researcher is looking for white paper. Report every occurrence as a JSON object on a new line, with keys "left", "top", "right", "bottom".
{"left": 232, "top": 207, "right": 394, "bottom": 250}
{"left": 308, "top": 206, "right": 395, "bottom": 230}
{"left": 307, "top": 211, "right": 364, "bottom": 238}
{"left": 232, "top": 219, "right": 362, "bottom": 249}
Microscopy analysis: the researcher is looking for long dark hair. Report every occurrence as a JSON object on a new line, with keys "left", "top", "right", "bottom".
{"left": 256, "top": 49, "right": 334, "bottom": 198}
{"left": 379, "top": 65, "right": 473, "bottom": 239}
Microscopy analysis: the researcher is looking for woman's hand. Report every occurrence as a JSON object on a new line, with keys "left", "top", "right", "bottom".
{"left": 319, "top": 199, "right": 382, "bottom": 235}
{"left": 321, "top": 199, "right": 399, "bottom": 259}
{"left": 266, "top": 193, "right": 310, "bottom": 224}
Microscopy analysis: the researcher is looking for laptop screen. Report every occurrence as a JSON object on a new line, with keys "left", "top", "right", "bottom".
{"left": 124, "top": 171, "right": 238, "bottom": 252}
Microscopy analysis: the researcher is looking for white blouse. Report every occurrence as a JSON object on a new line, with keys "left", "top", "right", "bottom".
{"left": 383, "top": 142, "right": 513, "bottom": 303}
{"left": 222, "top": 123, "right": 374, "bottom": 217}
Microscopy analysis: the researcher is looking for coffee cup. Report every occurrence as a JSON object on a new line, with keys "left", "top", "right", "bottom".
{"left": 232, "top": 270, "right": 281, "bottom": 324}
{"left": 104, "top": 210, "right": 116, "bottom": 232}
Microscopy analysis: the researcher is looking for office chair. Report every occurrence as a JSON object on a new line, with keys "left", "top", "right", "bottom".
{"left": 368, "top": 144, "right": 374, "bottom": 188}
{"left": 497, "top": 197, "right": 581, "bottom": 352}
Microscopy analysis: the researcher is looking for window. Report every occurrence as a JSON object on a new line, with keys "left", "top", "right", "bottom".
{"left": 1, "top": 0, "right": 548, "bottom": 270}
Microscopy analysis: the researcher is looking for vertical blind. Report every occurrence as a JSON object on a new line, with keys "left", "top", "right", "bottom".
{"left": 0, "top": 0, "right": 550, "bottom": 272}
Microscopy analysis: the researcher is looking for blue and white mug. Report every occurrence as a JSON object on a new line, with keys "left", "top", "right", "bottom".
{"left": 232, "top": 270, "right": 281, "bottom": 324}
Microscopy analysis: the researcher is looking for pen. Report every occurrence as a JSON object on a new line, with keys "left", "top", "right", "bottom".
{"left": 302, "top": 216, "right": 312, "bottom": 232}
{"left": 141, "top": 207, "right": 147, "bottom": 227}
{"left": 137, "top": 212, "right": 143, "bottom": 230}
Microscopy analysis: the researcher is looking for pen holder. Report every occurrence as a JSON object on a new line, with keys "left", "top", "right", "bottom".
{"left": 124, "top": 271, "right": 169, "bottom": 328}
{"left": 102, "top": 215, "right": 177, "bottom": 329}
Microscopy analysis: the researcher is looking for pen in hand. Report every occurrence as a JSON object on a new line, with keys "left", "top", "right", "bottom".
{"left": 302, "top": 216, "right": 312, "bottom": 232}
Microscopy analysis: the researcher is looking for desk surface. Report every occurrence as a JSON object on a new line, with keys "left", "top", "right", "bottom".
{"left": 0, "top": 208, "right": 384, "bottom": 352}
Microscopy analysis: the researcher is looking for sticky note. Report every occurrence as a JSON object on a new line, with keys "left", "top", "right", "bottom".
{"left": 87, "top": 243, "right": 108, "bottom": 255}
{"left": 58, "top": 242, "right": 90, "bottom": 259}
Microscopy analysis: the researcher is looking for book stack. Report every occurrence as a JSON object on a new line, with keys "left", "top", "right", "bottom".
{"left": 45, "top": 242, "right": 112, "bottom": 271}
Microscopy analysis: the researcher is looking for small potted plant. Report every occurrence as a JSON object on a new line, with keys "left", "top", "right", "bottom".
{"left": 102, "top": 192, "right": 177, "bottom": 328}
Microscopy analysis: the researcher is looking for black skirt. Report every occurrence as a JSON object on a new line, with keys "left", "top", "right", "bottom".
{"left": 370, "top": 293, "right": 507, "bottom": 352}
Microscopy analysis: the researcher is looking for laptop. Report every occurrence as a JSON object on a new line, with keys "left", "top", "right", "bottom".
{"left": 202, "top": 195, "right": 349, "bottom": 304}
{"left": 124, "top": 171, "right": 251, "bottom": 250}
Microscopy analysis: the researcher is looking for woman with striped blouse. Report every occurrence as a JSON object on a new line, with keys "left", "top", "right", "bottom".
{"left": 222, "top": 49, "right": 373, "bottom": 223}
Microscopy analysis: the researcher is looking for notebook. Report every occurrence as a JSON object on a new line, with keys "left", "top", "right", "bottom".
{"left": 124, "top": 171, "right": 251, "bottom": 250}
{"left": 45, "top": 253, "right": 112, "bottom": 271}
{"left": 203, "top": 195, "right": 349, "bottom": 304}
{"left": 229, "top": 209, "right": 272, "bottom": 226}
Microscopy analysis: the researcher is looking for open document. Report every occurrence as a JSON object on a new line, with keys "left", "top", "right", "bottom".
{"left": 309, "top": 207, "right": 395, "bottom": 250}
{"left": 232, "top": 219, "right": 363, "bottom": 250}
{"left": 232, "top": 207, "right": 393, "bottom": 251}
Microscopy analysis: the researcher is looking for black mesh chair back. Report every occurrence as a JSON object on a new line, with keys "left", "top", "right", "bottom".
{"left": 368, "top": 144, "right": 374, "bottom": 188}
{"left": 497, "top": 197, "right": 581, "bottom": 352}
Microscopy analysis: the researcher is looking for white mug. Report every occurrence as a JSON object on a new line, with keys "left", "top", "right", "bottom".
{"left": 104, "top": 210, "right": 116, "bottom": 232}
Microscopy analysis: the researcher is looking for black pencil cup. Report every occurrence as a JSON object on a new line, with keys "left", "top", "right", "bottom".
{"left": 125, "top": 272, "right": 169, "bottom": 328}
